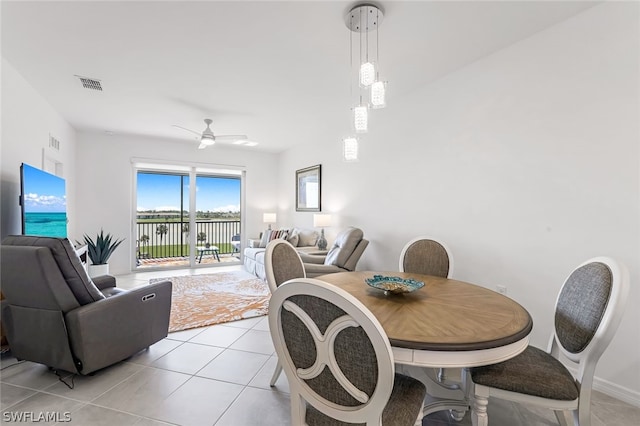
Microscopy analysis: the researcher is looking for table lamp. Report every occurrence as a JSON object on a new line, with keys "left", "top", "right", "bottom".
{"left": 263, "top": 213, "right": 277, "bottom": 230}
{"left": 313, "top": 214, "right": 332, "bottom": 251}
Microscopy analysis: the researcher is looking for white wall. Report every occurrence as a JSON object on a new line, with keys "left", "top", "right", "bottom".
{"left": 75, "top": 131, "right": 279, "bottom": 275}
{"left": 1, "top": 58, "right": 78, "bottom": 239}
{"left": 278, "top": 2, "right": 640, "bottom": 402}
{"left": 3, "top": 0, "right": 638, "bottom": 405}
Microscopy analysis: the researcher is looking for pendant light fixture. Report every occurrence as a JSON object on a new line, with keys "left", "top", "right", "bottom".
{"left": 343, "top": 137, "right": 359, "bottom": 162}
{"left": 343, "top": 3, "right": 385, "bottom": 161}
{"left": 354, "top": 105, "right": 368, "bottom": 133}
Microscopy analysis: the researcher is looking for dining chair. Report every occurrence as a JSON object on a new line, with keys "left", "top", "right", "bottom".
{"left": 469, "top": 257, "right": 630, "bottom": 426}
{"left": 269, "top": 277, "right": 426, "bottom": 426}
{"left": 264, "top": 239, "right": 306, "bottom": 387}
{"left": 399, "top": 236, "right": 454, "bottom": 386}
{"left": 399, "top": 236, "right": 453, "bottom": 278}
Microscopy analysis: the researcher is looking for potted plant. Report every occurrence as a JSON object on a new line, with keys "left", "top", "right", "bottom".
{"left": 83, "top": 229, "right": 125, "bottom": 277}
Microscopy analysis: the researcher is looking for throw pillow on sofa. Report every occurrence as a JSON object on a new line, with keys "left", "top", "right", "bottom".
{"left": 297, "top": 229, "right": 319, "bottom": 247}
{"left": 286, "top": 232, "right": 299, "bottom": 247}
{"left": 259, "top": 230, "right": 270, "bottom": 248}
{"left": 269, "top": 229, "right": 289, "bottom": 242}
{"left": 259, "top": 229, "right": 289, "bottom": 248}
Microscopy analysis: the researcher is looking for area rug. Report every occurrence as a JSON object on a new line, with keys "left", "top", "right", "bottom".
{"left": 150, "top": 270, "right": 270, "bottom": 332}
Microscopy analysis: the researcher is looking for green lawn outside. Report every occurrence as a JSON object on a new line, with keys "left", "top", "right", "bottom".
{"left": 139, "top": 243, "right": 234, "bottom": 258}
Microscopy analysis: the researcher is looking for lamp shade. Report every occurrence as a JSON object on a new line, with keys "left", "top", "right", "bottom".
{"left": 313, "top": 214, "right": 332, "bottom": 228}
{"left": 263, "top": 213, "right": 277, "bottom": 224}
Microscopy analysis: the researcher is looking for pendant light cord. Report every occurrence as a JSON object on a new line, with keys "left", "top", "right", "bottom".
{"left": 350, "top": 12, "right": 353, "bottom": 106}
{"left": 376, "top": 8, "right": 380, "bottom": 79}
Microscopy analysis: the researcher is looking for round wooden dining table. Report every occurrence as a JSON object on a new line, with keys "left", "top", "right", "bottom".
{"left": 318, "top": 271, "right": 533, "bottom": 418}
{"left": 317, "top": 271, "right": 533, "bottom": 369}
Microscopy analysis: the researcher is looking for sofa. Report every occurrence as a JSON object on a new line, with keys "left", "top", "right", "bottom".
{"left": 243, "top": 228, "right": 323, "bottom": 281}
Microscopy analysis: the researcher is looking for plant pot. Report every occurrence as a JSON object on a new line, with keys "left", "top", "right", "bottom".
{"left": 88, "top": 263, "right": 109, "bottom": 278}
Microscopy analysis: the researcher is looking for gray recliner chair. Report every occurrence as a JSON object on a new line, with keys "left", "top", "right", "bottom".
{"left": 299, "top": 227, "right": 369, "bottom": 278}
{"left": 0, "top": 235, "right": 172, "bottom": 375}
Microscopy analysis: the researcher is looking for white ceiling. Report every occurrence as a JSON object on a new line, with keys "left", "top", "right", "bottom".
{"left": 1, "top": 0, "right": 598, "bottom": 153}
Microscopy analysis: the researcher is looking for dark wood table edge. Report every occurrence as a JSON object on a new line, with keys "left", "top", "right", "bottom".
{"left": 389, "top": 317, "right": 533, "bottom": 352}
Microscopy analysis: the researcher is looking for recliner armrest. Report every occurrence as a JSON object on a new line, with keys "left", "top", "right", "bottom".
{"left": 303, "top": 264, "right": 347, "bottom": 278}
{"left": 65, "top": 280, "right": 172, "bottom": 374}
{"left": 298, "top": 253, "right": 326, "bottom": 264}
{"left": 92, "top": 275, "right": 116, "bottom": 290}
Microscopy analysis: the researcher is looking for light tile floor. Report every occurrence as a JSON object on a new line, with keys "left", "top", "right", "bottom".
{"left": 1, "top": 266, "right": 639, "bottom": 425}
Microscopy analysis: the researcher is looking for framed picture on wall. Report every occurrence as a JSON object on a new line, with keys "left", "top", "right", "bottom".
{"left": 296, "top": 164, "right": 321, "bottom": 212}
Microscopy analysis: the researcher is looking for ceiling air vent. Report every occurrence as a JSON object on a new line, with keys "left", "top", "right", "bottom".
{"left": 75, "top": 75, "right": 103, "bottom": 91}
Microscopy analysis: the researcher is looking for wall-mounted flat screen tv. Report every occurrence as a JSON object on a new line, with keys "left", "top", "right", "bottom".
{"left": 20, "top": 163, "right": 67, "bottom": 238}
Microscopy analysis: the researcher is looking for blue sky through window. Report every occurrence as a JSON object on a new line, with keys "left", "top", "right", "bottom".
{"left": 137, "top": 172, "right": 240, "bottom": 212}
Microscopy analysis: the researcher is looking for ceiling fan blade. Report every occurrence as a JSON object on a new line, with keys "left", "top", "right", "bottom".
{"left": 172, "top": 124, "right": 202, "bottom": 137}
{"left": 215, "top": 135, "right": 248, "bottom": 141}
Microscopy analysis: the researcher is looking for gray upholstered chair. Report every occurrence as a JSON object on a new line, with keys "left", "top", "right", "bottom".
{"left": 299, "top": 227, "right": 369, "bottom": 278}
{"left": 0, "top": 235, "right": 172, "bottom": 375}
{"left": 399, "top": 236, "right": 453, "bottom": 278}
{"left": 264, "top": 239, "right": 306, "bottom": 386}
{"left": 470, "top": 257, "right": 630, "bottom": 426}
{"left": 269, "top": 277, "right": 426, "bottom": 425}
{"left": 399, "top": 236, "right": 454, "bottom": 387}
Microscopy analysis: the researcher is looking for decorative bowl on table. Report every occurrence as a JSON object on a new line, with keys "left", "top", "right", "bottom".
{"left": 365, "top": 275, "right": 425, "bottom": 295}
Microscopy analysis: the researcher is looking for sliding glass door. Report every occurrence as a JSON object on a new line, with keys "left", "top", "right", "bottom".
{"left": 194, "top": 175, "right": 241, "bottom": 263}
{"left": 136, "top": 172, "right": 191, "bottom": 268}
{"left": 135, "top": 166, "right": 242, "bottom": 270}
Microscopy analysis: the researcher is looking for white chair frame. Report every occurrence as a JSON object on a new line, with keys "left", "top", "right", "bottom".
{"left": 269, "top": 278, "right": 399, "bottom": 425}
{"left": 471, "top": 257, "right": 630, "bottom": 426}
{"left": 398, "top": 236, "right": 454, "bottom": 278}
{"left": 264, "top": 239, "right": 306, "bottom": 387}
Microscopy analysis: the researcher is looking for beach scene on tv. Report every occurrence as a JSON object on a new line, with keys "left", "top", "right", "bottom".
{"left": 22, "top": 163, "right": 67, "bottom": 238}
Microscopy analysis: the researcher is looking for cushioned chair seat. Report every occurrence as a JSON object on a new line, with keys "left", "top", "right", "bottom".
{"left": 306, "top": 373, "right": 426, "bottom": 426}
{"left": 471, "top": 346, "right": 579, "bottom": 401}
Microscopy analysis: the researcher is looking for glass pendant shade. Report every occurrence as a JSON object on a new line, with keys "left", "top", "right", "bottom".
{"left": 371, "top": 81, "right": 386, "bottom": 108}
{"left": 354, "top": 106, "right": 368, "bottom": 133}
{"left": 343, "top": 137, "right": 358, "bottom": 161}
{"left": 359, "top": 62, "right": 375, "bottom": 87}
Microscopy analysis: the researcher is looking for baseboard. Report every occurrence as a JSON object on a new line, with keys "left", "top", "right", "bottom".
{"left": 566, "top": 367, "right": 640, "bottom": 407}
{"left": 592, "top": 376, "right": 640, "bottom": 408}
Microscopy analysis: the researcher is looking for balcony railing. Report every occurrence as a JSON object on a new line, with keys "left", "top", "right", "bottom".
{"left": 136, "top": 220, "right": 240, "bottom": 260}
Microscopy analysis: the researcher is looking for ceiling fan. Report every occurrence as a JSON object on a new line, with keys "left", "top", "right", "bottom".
{"left": 173, "top": 118, "right": 254, "bottom": 149}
